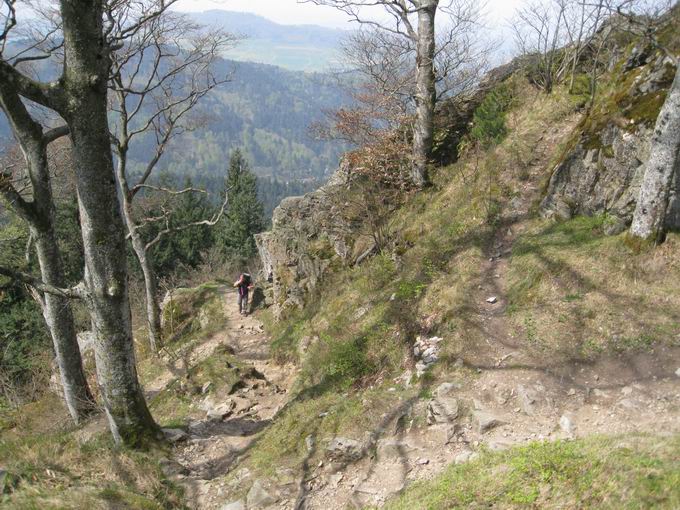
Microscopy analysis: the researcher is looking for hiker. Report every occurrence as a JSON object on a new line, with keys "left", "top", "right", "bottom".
{"left": 233, "top": 272, "right": 254, "bottom": 315}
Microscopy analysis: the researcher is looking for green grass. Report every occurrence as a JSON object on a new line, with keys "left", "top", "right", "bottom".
{"left": 383, "top": 434, "right": 680, "bottom": 510}
{"left": 0, "top": 429, "right": 183, "bottom": 509}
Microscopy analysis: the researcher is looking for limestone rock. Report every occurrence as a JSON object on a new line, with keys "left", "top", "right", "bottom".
{"left": 246, "top": 480, "right": 278, "bottom": 509}
{"left": 162, "top": 428, "right": 188, "bottom": 443}
{"left": 427, "top": 383, "right": 460, "bottom": 425}
{"left": 559, "top": 414, "right": 574, "bottom": 435}
{"left": 541, "top": 50, "right": 680, "bottom": 230}
{"left": 206, "top": 400, "right": 235, "bottom": 421}
{"left": 474, "top": 411, "right": 505, "bottom": 434}
{"left": 516, "top": 384, "right": 536, "bottom": 416}
{"left": 326, "top": 437, "right": 363, "bottom": 461}
{"left": 220, "top": 501, "right": 245, "bottom": 510}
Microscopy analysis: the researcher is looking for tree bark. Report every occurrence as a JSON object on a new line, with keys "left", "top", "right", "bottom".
{"left": 0, "top": 81, "right": 95, "bottom": 424}
{"left": 630, "top": 63, "right": 680, "bottom": 242}
{"left": 412, "top": 0, "right": 438, "bottom": 187}
{"left": 34, "top": 227, "right": 97, "bottom": 422}
{"left": 59, "top": 0, "right": 157, "bottom": 445}
{"left": 116, "top": 157, "right": 163, "bottom": 354}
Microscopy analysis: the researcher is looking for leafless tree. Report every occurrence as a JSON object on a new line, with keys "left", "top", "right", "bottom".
{"left": 302, "top": 0, "right": 486, "bottom": 186}
{"left": 0, "top": 4, "right": 96, "bottom": 424}
{"left": 512, "top": 0, "right": 572, "bottom": 93}
{"left": 108, "top": 5, "right": 235, "bottom": 354}
{"left": 0, "top": 0, "right": 168, "bottom": 446}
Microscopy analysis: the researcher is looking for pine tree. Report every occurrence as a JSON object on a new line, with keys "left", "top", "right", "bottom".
{"left": 219, "top": 150, "right": 266, "bottom": 260}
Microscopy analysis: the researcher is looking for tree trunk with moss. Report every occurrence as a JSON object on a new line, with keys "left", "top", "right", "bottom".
{"left": 630, "top": 63, "right": 680, "bottom": 242}
{"left": 59, "top": 1, "right": 158, "bottom": 445}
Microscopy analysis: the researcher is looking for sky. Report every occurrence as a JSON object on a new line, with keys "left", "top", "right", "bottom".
{"left": 173, "top": 0, "right": 527, "bottom": 30}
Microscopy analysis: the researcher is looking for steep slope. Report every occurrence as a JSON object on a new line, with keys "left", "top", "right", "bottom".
{"left": 221, "top": 45, "right": 680, "bottom": 508}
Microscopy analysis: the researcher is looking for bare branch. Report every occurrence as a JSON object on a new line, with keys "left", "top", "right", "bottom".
{"left": 145, "top": 190, "right": 230, "bottom": 251}
{"left": 0, "top": 265, "right": 85, "bottom": 299}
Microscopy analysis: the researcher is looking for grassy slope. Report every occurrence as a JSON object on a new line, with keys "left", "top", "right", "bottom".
{"left": 0, "top": 284, "right": 229, "bottom": 509}
{"left": 384, "top": 433, "right": 680, "bottom": 510}
{"left": 243, "top": 67, "right": 680, "bottom": 502}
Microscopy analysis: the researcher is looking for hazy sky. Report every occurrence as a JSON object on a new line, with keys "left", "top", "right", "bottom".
{"left": 173, "top": 0, "right": 526, "bottom": 30}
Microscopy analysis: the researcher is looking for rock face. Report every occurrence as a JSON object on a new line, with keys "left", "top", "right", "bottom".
{"left": 541, "top": 53, "right": 679, "bottom": 229}
{"left": 254, "top": 166, "right": 367, "bottom": 319}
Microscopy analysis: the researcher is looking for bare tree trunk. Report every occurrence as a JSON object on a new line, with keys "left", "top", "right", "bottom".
{"left": 33, "top": 227, "right": 97, "bottom": 422}
{"left": 412, "top": 0, "right": 438, "bottom": 187}
{"left": 120, "top": 190, "right": 163, "bottom": 353}
{"left": 0, "top": 83, "right": 95, "bottom": 424}
{"left": 60, "top": 1, "right": 157, "bottom": 445}
{"left": 630, "top": 63, "right": 680, "bottom": 242}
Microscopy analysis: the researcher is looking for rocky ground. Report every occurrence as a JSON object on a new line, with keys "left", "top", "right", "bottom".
{"left": 148, "top": 287, "right": 680, "bottom": 510}
{"left": 147, "top": 113, "right": 680, "bottom": 510}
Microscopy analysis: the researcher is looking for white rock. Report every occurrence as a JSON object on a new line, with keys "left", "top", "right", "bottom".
{"left": 675, "top": 368, "right": 680, "bottom": 378}
{"left": 473, "top": 411, "right": 505, "bottom": 434}
{"left": 559, "top": 414, "right": 574, "bottom": 435}
{"left": 220, "top": 501, "right": 245, "bottom": 510}
{"left": 486, "top": 296, "right": 498, "bottom": 304}
{"left": 246, "top": 480, "right": 278, "bottom": 509}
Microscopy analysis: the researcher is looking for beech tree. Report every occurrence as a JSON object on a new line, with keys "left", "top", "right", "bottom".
{"left": 303, "top": 0, "right": 483, "bottom": 186}
{"left": 0, "top": 0, "right": 157, "bottom": 445}
{"left": 108, "top": 4, "right": 233, "bottom": 353}
{"left": 0, "top": 120, "right": 96, "bottom": 424}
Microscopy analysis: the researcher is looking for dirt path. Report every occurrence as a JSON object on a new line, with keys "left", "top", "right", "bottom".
{"left": 152, "top": 289, "right": 296, "bottom": 509}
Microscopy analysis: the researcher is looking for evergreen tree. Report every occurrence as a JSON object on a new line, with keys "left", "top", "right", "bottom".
{"left": 147, "top": 178, "right": 215, "bottom": 277}
{"left": 218, "top": 150, "right": 266, "bottom": 260}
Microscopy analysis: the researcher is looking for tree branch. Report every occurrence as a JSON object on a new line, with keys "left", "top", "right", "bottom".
{"left": 0, "top": 265, "right": 85, "bottom": 299}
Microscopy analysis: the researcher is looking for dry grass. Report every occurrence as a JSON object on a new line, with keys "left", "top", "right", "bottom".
{"left": 507, "top": 217, "right": 680, "bottom": 360}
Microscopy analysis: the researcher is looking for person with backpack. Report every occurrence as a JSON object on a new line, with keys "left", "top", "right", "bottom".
{"left": 233, "top": 272, "right": 254, "bottom": 315}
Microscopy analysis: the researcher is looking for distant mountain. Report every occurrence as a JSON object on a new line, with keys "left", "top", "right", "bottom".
{"left": 188, "top": 10, "right": 349, "bottom": 72}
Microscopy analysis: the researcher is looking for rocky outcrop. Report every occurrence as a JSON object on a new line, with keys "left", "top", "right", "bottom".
{"left": 541, "top": 52, "right": 679, "bottom": 231}
{"left": 255, "top": 166, "right": 372, "bottom": 318}
{"left": 256, "top": 62, "right": 522, "bottom": 320}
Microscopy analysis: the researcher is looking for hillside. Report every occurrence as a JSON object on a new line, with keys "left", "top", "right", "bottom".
{"left": 188, "top": 10, "right": 347, "bottom": 72}
{"left": 0, "top": 54, "right": 348, "bottom": 210}
{"left": 2, "top": 8, "right": 680, "bottom": 510}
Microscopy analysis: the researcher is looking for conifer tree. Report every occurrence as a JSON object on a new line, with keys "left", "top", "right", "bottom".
{"left": 218, "top": 150, "right": 265, "bottom": 260}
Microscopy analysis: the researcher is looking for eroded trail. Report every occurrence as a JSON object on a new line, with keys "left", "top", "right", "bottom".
{"left": 150, "top": 289, "right": 296, "bottom": 509}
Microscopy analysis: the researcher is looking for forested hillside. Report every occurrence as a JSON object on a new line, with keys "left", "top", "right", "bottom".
{"left": 0, "top": 55, "right": 348, "bottom": 215}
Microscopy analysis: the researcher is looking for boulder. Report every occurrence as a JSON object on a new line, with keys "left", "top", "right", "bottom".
{"left": 473, "top": 411, "right": 505, "bottom": 434}
{"left": 254, "top": 164, "right": 360, "bottom": 319}
{"left": 206, "top": 400, "right": 235, "bottom": 421}
{"left": 326, "top": 437, "right": 363, "bottom": 461}
{"left": 246, "top": 480, "right": 278, "bottom": 509}
{"left": 427, "top": 383, "right": 460, "bottom": 425}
